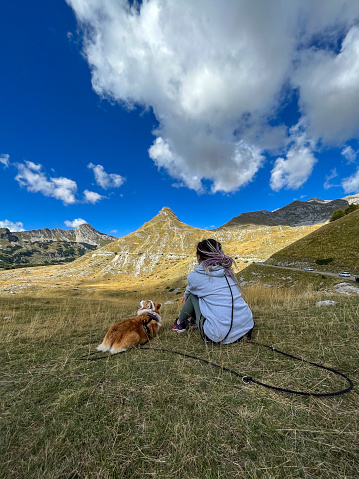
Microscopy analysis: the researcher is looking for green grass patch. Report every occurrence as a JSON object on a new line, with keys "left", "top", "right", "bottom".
{"left": 1, "top": 291, "right": 358, "bottom": 478}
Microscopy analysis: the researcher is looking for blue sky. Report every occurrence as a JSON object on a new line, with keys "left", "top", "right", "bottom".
{"left": 1, "top": 0, "right": 359, "bottom": 237}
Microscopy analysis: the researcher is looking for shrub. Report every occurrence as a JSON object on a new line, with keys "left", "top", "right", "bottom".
{"left": 344, "top": 204, "right": 359, "bottom": 215}
{"left": 316, "top": 257, "right": 334, "bottom": 265}
{"left": 329, "top": 209, "right": 345, "bottom": 222}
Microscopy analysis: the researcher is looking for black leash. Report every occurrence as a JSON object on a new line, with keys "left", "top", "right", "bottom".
{"left": 222, "top": 276, "right": 234, "bottom": 344}
{"left": 77, "top": 341, "right": 354, "bottom": 397}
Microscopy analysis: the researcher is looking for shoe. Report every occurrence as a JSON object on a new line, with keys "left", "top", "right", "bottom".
{"left": 171, "top": 317, "right": 189, "bottom": 333}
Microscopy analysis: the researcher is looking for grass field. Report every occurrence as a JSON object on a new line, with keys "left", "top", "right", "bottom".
{"left": 1, "top": 285, "right": 359, "bottom": 478}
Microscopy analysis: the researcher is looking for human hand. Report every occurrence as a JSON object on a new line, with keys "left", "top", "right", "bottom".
{"left": 181, "top": 295, "right": 186, "bottom": 304}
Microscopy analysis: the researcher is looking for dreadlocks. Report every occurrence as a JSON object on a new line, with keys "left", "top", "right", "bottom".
{"left": 196, "top": 239, "right": 239, "bottom": 285}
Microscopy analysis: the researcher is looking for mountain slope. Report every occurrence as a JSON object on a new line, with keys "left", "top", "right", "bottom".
{"left": 265, "top": 208, "right": 359, "bottom": 273}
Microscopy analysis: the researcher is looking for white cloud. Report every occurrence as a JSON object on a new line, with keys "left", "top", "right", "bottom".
{"left": 293, "top": 26, "right": 359, "bottom": 144}
{"left": 110, "top": 229, "right": 118, "bottom": 234}
{"left": 0, "top": 219, "right": 25, "bottom": 232}
{"left": 323, "top": 168, "right": 338, "bottom": 190}
{"left": 15, "top": 161, "right": 78, "bottom": 205}
{"left": 0, "top": 154, "right": 10, "bottom": 167}
{"left": 87, "top": 163, "right": 125, "bottom": 189}
{"left": 341, "top": 146, "right": 357, "bottom": 164}
{"left": 64, "top": 218, "right": 88, "bottom": 228}
{"left": 270, "top": 123, "right": 317, "bottom": 191}
{"left": 66, "top": 0, "right": 359, "bottom": 192}
{"left": 83, "top": 189, "right": 105, "bottom": 204}
{"left": 342, "top": 169, "right": 359, "bottom": 194}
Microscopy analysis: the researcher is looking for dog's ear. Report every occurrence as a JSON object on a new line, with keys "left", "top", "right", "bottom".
{"left": 140, "top": 300, "right": 145, "bottom": 308}
{"left": 156, "top": 303, "right": 162, "bottom": 311}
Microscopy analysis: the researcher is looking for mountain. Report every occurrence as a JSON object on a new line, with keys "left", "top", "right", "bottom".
{"left": 15, "top": 223, "right": 117, "bottom": 246}
{"left": 265, "top": 207, "right": 359, "bottom": 274}
{"left": 222, "top": 198, "right": 350, "bottom": 227}
{"left": 0, "top": 207, "right": 323, "bottom": 294}
{"left": 0, "top": 224, "right": 117, "bottom": 269}
{"left": 62, "top": 207, "right": 323, "bottom": 279}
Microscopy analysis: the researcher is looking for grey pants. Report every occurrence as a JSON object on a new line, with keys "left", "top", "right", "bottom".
{"left": 178, "top": 293, "right": 207, "bottom": 340}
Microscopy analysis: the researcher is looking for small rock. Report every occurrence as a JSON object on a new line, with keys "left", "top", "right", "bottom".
{"left": 316, "top": 300, "right": 337, "bottom": 307}
{"left": 3, "top": 316, "right": 12, "bottom": 320}
{"left": 164, "top": 301, "right": 174, "bottom": 304}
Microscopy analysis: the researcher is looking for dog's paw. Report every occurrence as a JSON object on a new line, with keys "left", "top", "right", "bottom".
{"left": 96, "top": 343, "right": 109, "bottom": 352}
{"left": 110, "top": 347, "right": 127, "bottom": 354}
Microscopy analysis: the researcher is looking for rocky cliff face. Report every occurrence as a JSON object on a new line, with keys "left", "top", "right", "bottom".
{"left": 223, "top": 198, "right": 349, "bottom": 227}
{"left": 0, "top": 228, "right": 19, "bottom": 243}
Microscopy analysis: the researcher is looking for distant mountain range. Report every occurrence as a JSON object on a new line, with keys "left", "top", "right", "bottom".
{"left": 0, "top": 224, "right": 117, "bottom": 269}
{"left": 223, "top": 197, "right": 354, "bottom": 227}
{"left": 13, "top": 223, "right": 117, "bottom": 246}
{"left": 0, "top": 207, "right": 321, "bottom": 295}
{"left": 1, "top": 194, "right": 358, "bottom": 272}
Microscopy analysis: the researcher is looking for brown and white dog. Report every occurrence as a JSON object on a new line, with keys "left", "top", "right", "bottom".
{"left": 97, "top": 300, "right": 162, "bottom": 354}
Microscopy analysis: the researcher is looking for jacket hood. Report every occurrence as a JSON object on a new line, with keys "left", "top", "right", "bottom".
{"left": 194, "top": 264, "right": 227, "bottom": 277}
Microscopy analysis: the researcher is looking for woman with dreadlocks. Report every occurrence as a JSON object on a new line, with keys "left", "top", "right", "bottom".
{"left": 172, "top": 239, "right": 254, "bottom": 343}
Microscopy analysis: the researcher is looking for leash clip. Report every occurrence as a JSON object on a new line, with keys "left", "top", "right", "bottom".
{"left": 242, "top": 376, "right": 252, "bottom": 384}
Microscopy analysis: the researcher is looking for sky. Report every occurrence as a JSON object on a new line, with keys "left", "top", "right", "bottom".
{"left": 1, "top": 0, "right": 359, "bottom": 237}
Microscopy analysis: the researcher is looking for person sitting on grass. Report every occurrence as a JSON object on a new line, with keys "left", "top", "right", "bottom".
{"left": 172, "top": 238, "right": 254, "bottom": 344}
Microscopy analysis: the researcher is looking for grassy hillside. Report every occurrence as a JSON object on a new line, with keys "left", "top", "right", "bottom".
{"left": 265, "top": 208, "right": 359, "bottom": 274}
{"left": 1, "top": 286, "right": 358, "bottom": 478}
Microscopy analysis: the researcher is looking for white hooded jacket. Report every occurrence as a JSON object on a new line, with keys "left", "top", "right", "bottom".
{"left": 184, "top": 264, "right": 254, "bottom": 344}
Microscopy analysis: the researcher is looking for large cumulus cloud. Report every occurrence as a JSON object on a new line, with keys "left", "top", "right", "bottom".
{"left": 66, "top": 0, "right": 359, "bottom": 193}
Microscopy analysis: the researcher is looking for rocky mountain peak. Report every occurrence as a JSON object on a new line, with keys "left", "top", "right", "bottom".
{"left": 75, "top": 223, "right": 96, "bottom": 233}
{"left": 73, "top": 223, "right": 117, "bottom": 245}
{"left": 157, "top": 207, "right": 178, "bottom": 219}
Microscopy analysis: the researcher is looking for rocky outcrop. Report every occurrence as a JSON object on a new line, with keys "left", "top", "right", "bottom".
{"left": 342, "top": 194, "right": 359, "bottom": 205}
{"left": 0, "top": 228, "right": 19, "bottom": 243}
